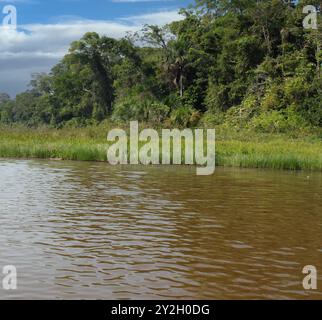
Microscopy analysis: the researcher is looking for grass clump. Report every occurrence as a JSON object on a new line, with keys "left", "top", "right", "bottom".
{"left": 0, "top": 124, "right": 321, "bottom": 171}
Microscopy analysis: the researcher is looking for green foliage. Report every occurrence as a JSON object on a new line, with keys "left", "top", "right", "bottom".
{"left": 0, "top": 0, "right": 321, "bottom": 132}
{"left": 1, "top": 124, "right": 321, "bottom": 171}
{"left": 248, "top": 108, "right": 309, "bottom": 133}
{"left": 200, "top": 111, "right": 225, "bottom": 126}
{"left": 112, "top": 95, "right": 170, "bottom": 125}
{"left": 170, "top": 106, "right": 201, "bottom": 127}
{"left": 147, "top": 102, "right": 170, "bottom": 124}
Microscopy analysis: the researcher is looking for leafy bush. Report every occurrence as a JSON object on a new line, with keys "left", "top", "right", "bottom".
{"left": 205, "top": 82, "right": 230, "bottom": 113}
{"left": 170, "top": 106, "right": 201, "bottom": 127}
{"left": 112, "top": 97, "right": 169, "bottom": 125}
{"left": 224, "top": 95, "right": 259, "bottom": 128}
{"left": 200, "top": 112, "right": 225, "bottom": 127}
{"left": 261, "top": 84, "right": 282, "bottom": 110}
{"left": 248, "top": 108, "right": 308, "bottom": 133}
{"left": 112, "top": 97, "right": 148, "bottom": 122}
{"left": 146, "top": 102, "right": 170, "bottom": 124}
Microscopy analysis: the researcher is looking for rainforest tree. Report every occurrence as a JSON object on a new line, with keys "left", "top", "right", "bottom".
{"left": 0, "top": 0, "right": 321, "bottom": 130}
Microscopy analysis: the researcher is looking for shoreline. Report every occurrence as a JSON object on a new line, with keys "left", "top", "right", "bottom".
{"left": 1, "top": 126, "right": 321, "bottom": 172}
{"left": 1, "top": 156, "right": 321, "bottom": 174}
{"left": 1, "top": 145, "right": 321, "bottom": 172}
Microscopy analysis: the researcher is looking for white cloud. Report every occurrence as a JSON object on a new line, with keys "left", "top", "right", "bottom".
{"left": 120, "top": 10, "right": 182, "bottom": 25}
{"left": 0, "top": 10, "right": 183, "bottom": 96}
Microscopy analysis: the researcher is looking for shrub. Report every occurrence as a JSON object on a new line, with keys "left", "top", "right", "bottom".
{"left": 112, "top": 97, "right": 149, "bottom": 122}
{"left": 224, "top": 95, "right": 259, "bottom": 128}
{"left": 200, "top": 112, "right": 225, "bottom": 127}
{"left": 248, "top": 107, "right": 308, "bottom": 133}
{"left": 261, "top": 84, "right": 282, "bottom": 110}
{"left": 170, "top": 106, "right": 201, "bottom": 127}
{"left": 112, "top": 97, "right": 170, "bottom": 125}
{"left": 205, "top": 82, "right": 230, "bottom": 113}
{"left": 147, "top": 102, "right": 170, "bottom": 124}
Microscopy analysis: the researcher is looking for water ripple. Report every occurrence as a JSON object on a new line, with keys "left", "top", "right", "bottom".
{"left": 0, "top": 160, "right": 322, "bottom": 299}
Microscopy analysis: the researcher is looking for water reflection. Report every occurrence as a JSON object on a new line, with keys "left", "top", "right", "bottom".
{"left": 0, "top": 159, "right": 322, "bottom": 299}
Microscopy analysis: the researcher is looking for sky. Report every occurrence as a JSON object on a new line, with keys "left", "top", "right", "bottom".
{"left": 0, "top": 0, "right": 193, "bottom": 96}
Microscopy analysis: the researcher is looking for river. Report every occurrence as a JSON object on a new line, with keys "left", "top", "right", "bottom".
{"left": 0, "top": 159, "right": 322, "bottom": 299}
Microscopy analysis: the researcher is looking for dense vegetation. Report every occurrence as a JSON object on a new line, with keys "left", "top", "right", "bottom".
{"left": 0, "top": 0, "right": 321, "bottom": 133}
{"left": 1, "top": 124, "right": 321, "bottom": 170}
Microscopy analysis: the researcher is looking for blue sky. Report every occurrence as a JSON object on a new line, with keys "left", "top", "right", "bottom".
{"left": 15, "top": 0, "right": 192, "bottom": 24}
{"left": 0, "top": 0, "right": 193, "bottom": 95}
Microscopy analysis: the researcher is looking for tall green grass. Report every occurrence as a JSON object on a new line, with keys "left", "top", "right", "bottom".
{"left": 0, "top": 124, "right": 321, "bottom": 171}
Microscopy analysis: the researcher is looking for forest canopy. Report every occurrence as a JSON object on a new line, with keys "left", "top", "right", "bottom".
{"left": 0, "top": 0, "right": 321, "bottom": 132}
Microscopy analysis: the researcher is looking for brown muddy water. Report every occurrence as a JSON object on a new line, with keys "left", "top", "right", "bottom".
{"left": 0, "top": 159, "right": 322, "bottom": 299}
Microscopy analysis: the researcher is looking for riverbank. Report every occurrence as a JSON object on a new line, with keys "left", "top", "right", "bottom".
{"left": 0, "top": 125, "right": 321, "bottom": 171}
